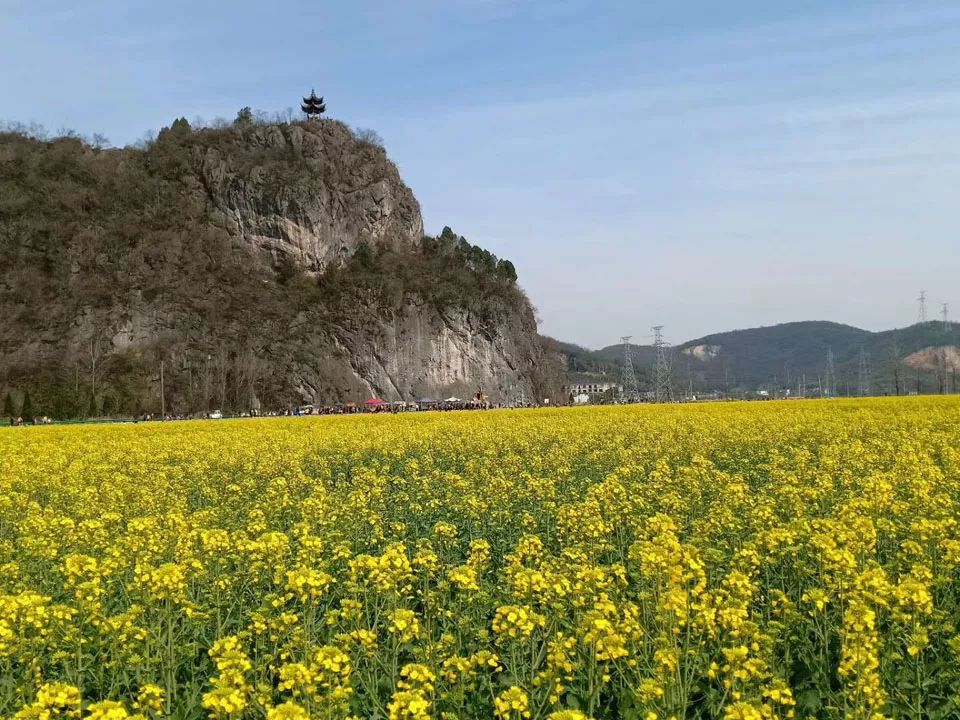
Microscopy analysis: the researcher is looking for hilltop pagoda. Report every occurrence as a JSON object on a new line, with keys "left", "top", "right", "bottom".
{"left": 302, "top": 89, "right": 326, "bottom": 120}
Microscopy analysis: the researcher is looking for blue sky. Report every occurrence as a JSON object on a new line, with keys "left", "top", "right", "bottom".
{"left": 3, "top": 0, "right": 959, "bottom": 347}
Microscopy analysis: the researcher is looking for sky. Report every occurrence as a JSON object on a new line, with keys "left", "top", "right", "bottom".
{"left": 2, "top": 0, "right": 959, "bottom": 348}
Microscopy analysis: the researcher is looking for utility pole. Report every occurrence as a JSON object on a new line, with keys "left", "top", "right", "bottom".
{"left": 651, "top": 326, "right": 673, "bottom": 403}
{"left": 619, "top": 336, "right": 639, "bottom": 403}
{"left": 857, "top": 348, "right": 871, "bottom": 397}
{"left": 891, "top": 334, "right": 902, "bottom": 396}
{"left": 943, "top": 303, "right": 950, "bottom": 332}
{"left": 825, "top": 347, "right": 836, "bottom": 398}
{"left": 918, "top": 291, "right": 928, "bottom": 324}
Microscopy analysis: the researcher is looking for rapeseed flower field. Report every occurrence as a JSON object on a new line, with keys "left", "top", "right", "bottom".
{"left": 2, "top": 398, "right": 960, "bottom": 720}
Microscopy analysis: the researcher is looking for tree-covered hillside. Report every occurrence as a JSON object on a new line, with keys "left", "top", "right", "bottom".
{"left": 0, "top": 118, "right": 560, "bottom": 418}
{"left": 552, "top": 321, "right": 960, "bottom": 397}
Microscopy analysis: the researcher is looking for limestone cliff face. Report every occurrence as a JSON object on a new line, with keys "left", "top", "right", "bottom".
{"left": 307, "top": 306, "right": 541, "bottom": 403}
{"left": 0, "top": 120, "right": 559, "bottom": 415}
{"left": 197, "top": 122, "right": 423, "bottom": 272}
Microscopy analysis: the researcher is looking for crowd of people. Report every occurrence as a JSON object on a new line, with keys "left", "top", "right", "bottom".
{"left": 282, "top": 389, "right": 510, "bottom": 416}
{"left": 7, "top": 415, "right": 54, "bottom": 426}
{"left": 4, "top": 390, "right": 545, "bottom": 427}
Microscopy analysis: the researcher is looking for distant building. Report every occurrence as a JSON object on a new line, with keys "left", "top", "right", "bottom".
{"left": 564, "top": 382, "right": 620, "bottom": 403}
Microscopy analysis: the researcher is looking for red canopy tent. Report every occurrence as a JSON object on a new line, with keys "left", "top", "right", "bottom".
{"left": 364, "top": 398, "right": 387, "bottom": 407}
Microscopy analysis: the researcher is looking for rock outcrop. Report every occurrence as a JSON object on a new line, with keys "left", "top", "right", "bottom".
{"left": 197, "top": 122, "right": 424, "bottom": 272}
{"left": 0, "top": 120, "right": 560, "bottom": 416}
{"left": 903, "top": 346, "right": 960, "bottom": 371}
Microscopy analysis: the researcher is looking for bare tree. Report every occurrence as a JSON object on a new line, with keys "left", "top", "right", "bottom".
{"left": 938, "top": 347, "right": 949, "bottom": 394}
{"left": 203, "top": 353, "right": 212, "bottom": 412}
{"left": 131, "top": 129, "right": 156, "bottom": 149}
{"left": 85, "top": 327, "right": 107, "bottom": 414}
{"left": 354, "top": 127, "right": 384, "bottom": 147}
{"left": 215, "top": 342, "right": 229, "bottom": 411}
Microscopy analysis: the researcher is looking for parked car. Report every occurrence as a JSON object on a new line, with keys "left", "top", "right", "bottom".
{"left": 208, "top": 410, "right": 223, "bottom": 420}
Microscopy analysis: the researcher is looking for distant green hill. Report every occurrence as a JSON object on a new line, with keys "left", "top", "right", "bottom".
{"left": 549, "top": 320, "right": 960, "bottom": 396}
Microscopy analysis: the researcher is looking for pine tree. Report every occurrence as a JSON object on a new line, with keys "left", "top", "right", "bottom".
{"left": 497, "top": 259, "right": 518, "bottom": 282}
{"left": 21, "top": 389, "right": 33, "bottom": 419}
{"left": 235, "top": 107, "right": 253, "bottom": 126}
{"left": 170, "top": 117, "right": 192, "bottom": 136}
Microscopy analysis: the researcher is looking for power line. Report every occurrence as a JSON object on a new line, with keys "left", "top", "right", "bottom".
{"left": 651, "top": 326, "right": 673, "bottom": 403}
{"left": 619, "top": 336, "right": 639, "bottom": 403}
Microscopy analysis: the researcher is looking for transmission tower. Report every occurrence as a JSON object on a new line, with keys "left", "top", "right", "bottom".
{"left": 651, "top": 326, "right": 673, "bottom": 403}
{"left": 943, "top": 303, "right": 950, "bottom": 332}
{"left": 825, "top": 346, "right": 837, "bottom": 397}
{"left": 857, "top": 348, "right": 871, "bottom": 397}
{"left": 619, "top": 336, "right": 639, "bottom": 402}
{"left": 918, "top": 291, "right": 928, "bottom": 324}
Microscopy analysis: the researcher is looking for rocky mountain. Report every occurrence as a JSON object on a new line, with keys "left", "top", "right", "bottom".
{"left": 551, "top": 320, "right": 960, "bottom": 396}
{"left": 0, "top": 118, "right": 561, "bottom": 417}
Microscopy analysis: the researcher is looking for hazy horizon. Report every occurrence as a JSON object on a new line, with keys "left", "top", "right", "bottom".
{"left": 3, "top": 0, "right": 958, "bottom": 347}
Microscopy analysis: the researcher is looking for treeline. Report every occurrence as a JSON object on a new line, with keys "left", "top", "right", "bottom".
{"left": 321, "top": 226, "right": 525, "bottom": 337}
{"left": 1, "top": 109, "right": 384, "bottom": 151}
